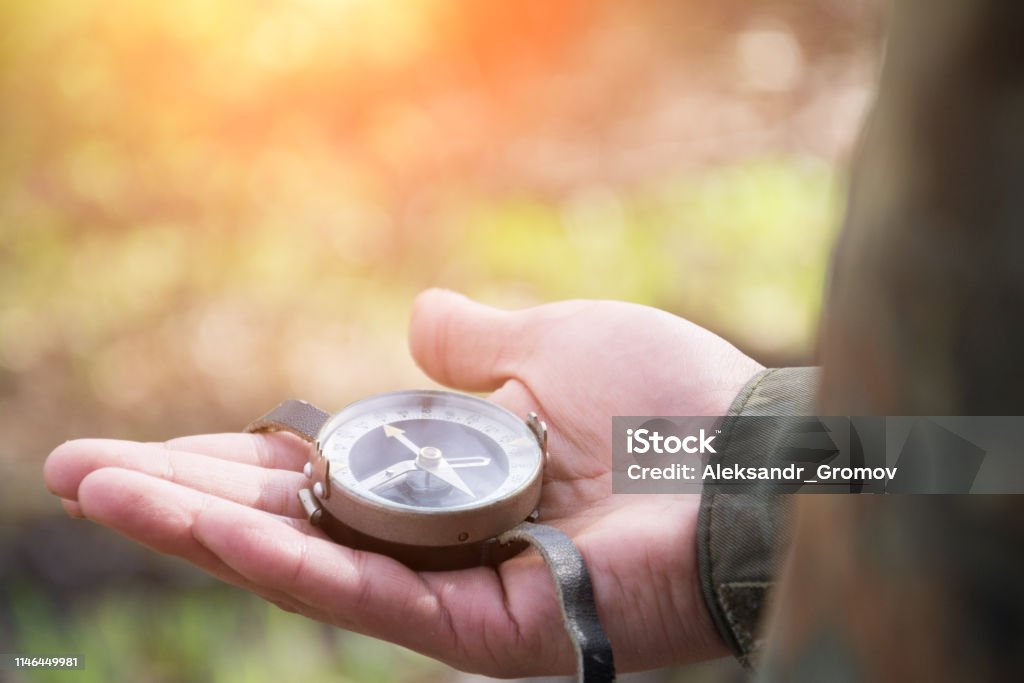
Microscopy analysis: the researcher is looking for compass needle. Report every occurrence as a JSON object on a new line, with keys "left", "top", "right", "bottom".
{"left": 410, "top": 445, "right": 475, "bottom": 497}
{"left": 361, "top": 459, "right": 417, "bottom": 490}
{"left": 430, "top": 456, "right": 476, "bottom": 498}
{"left": 447, "top": 456, "right": 491, "bottom": 468}
{"left": 383, "top": 424, "right": 421, "bottom": 456}
{"left": 382, "top": 424, "right": 479, "bottom": 496}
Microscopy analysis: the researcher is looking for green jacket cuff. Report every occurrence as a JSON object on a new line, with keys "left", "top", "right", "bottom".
{"left": 696, "top": 367, "right": 821, "bottom": 666}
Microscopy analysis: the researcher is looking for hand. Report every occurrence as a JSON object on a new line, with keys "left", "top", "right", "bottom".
{"left": 43, "top": 290, "right": 762, "bottom": 676}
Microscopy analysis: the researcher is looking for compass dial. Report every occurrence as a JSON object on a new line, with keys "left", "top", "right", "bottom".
{"left": 319, "top": 391, "right": 543, "bottom": 513}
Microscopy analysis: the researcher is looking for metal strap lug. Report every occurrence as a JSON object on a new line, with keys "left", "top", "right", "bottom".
{"left": 297, "top": 488, "right": 324, "bottom": 526}
{"left": 526, "top": 412, "right": 549, "bottom": 464}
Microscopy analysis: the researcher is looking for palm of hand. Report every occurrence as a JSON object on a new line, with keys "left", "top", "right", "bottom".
{"left": 44, "top": 291, "right": 759, "bottom": 676}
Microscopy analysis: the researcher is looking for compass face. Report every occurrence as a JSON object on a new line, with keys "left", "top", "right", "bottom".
{"left": 319, "top": 391, "right": 543, "bottom": 512}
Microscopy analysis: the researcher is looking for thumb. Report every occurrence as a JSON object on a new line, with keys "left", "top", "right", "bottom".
{"left": 409, "top": 289, "right": 530, "bottom": 392}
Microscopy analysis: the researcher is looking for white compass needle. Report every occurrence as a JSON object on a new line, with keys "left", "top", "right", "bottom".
{"left": 361, "top": 459, "right": 418, "bottom": 490}
{"left": 447, "top": 456, "right": 491, "bottom": 468}
{"left": 429, "top": 456, "right": 476, "bottom": 498}
{"left": 383, "top": 424, "right": 476, "bottom": 498}
{"left": 382, "top": 424, "right": 421, "bottom": 457}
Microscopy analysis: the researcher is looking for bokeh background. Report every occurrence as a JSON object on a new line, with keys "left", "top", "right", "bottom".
{"left": 0, "top": 1, "right": 882, "bottom": 681}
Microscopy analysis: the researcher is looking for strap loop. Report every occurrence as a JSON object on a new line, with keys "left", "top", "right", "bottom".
{"left": 499, "top": 522, "right": 616, "bottom": 682}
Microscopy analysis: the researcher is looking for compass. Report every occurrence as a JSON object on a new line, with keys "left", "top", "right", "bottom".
{"left": 246, "top": 390, "right": 546, "bottom": 568}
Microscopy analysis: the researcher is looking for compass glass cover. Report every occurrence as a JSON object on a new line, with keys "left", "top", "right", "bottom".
{"left": 320, "top": 391, "right": 542, "bottom": 511}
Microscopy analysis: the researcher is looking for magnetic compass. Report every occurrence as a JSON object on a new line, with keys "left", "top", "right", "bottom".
{"left": 246, "top": 390, "right": 546, "bottom": 566}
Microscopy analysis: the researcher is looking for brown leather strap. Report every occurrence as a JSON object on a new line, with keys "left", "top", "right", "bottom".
{"left": 244, "top": 399, "right": 330, "bottom": 443}
{"left": 499, "top": 522, "right": 616, "bottom": 683}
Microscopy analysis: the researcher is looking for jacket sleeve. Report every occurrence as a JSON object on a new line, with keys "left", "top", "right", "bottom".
{"left": 695, "top": 367, "right": 820, "bottom": 666}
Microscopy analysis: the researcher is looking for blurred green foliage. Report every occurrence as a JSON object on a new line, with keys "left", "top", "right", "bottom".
{"left": 1, "top": 158, "right": 838, "bottom": 383}
{"left": 7, "top": 581, "right": 443, "bottom": 683}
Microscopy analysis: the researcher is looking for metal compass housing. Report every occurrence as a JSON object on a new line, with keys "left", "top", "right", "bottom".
{"left": 300, "top": 390, "right": 546, "bottom": 547}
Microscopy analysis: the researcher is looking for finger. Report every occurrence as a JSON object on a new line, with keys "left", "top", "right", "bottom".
{"left": 76, "top": 468, "right": 317, "bottom": 615}
{"left": 77, "top": 467, "right": 461, "bottom": 657}
{"left": 189, "top": 484, "right": 466, "bottom": 654}
{"left": 161, "top": 432, "right": 311, "bottom": 470}
{"left": 193, "top": 478, "right": 574, "bottom": 675}
{"left": 79, "top": 468, "right": 566, "bottom": 674}
{"left": 61, "top": 498, "right": 83, "bottom": 518}
{"left": 409, "top": 288, "right": 534, "bottom": 392}
{"left": 45, "top": 439, "right": 308, "bottom": 518}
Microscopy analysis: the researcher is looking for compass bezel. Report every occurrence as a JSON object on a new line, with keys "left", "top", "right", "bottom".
{"left": 312, "top": 390, "right": 545, "bottom": 547}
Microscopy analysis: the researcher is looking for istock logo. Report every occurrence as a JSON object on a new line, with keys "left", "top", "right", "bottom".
{"left": 626, "top": 428, "right": 716, "bottom": 454}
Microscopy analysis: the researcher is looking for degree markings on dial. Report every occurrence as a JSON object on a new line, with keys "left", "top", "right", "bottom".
{"left": 329, "top": 414, "right": 524, "bottom": 459}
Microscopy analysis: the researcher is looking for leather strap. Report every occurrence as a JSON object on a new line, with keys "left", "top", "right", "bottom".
{"left": 246, "top": 400, "right": 616, "bottom": 682}
{"left": 245, "top": 399, "right": 330, "bottom": 443}
{"left": 499, "top": 522, "right": 616, "bottom": 683}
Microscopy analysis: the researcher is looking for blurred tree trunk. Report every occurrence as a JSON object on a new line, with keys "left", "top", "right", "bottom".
{"left": 766, "top": 2, "right": 1024, "bottom": 680}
